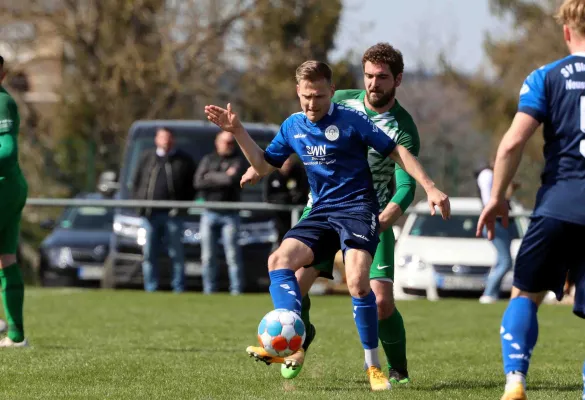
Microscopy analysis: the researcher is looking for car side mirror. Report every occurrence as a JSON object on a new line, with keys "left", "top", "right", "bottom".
{"left": 97, "top": 170, "right": 120, "bottom": 196}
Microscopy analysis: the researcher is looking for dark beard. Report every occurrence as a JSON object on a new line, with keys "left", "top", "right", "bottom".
{"left": 367, "top": 87, "right": 396, "bottom": 108}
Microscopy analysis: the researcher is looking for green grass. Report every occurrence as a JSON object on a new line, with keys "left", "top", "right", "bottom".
{"left": 0, "top": 289, "right": 582, "bottom": 399}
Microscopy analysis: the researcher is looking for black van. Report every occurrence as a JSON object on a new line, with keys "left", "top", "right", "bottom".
{"left": 101, "top": 120, "right": 281, "bottom": 292}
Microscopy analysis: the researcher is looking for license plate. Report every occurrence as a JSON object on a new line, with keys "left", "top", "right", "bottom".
{"left": 78, "top": 266, "right": 103, "bottom": 280}
{"left": 436, "top": 274, "right": 485, "bottom": 290}
{"left": 185, "top": 262, "right": 202, "bottom": 277}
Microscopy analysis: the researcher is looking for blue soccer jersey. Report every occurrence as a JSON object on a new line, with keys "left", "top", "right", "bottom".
{"left": 264, "top": 103, "right": 397, "bottom": 211}
{"left": 519, "top": 54, "right": 585, "bottom": 224}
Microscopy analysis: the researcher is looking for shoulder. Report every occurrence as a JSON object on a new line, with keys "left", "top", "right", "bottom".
{"left": 0, "top": 91, "right": 16, "bottom": 108}
{"left": 477, "top": 169, "right": 493, "bottom": 183}
{"left": 522, "top": 57, "right": 570, "bottom": 89}
{"left": 332, "top": 89, "right": 364, "bottom": 103}
{"left": 393, "top": 102, "right": 419, "bottom": 134}
{"left": 175, "top": 149, "right": 193, "bottom": 161}
{"left": 280, "top": 112, "right": 304, "bottom": 130}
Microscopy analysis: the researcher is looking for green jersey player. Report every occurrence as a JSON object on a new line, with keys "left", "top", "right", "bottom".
{"left": 241, "top": 43, "right": 419, "bottom": 383}
{"left": 0, "top": 55, "right": 28, "bottom": 347}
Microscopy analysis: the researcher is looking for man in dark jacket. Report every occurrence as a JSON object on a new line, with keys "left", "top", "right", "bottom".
{"left": 195, "top": 131, "right": 245, "bottom": 295}
{"left": 132, "top": 127, "right": 195, "bottom": 293}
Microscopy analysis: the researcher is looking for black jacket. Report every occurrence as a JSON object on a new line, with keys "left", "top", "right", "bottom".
{"left": 263, "top": 163, "right": 309, "bottom": 205}
{"left": 194, "top": 152, "right": 245, "bottom": 202}
{"left": 131, "top": 149, "right": 196, "bottom": 216}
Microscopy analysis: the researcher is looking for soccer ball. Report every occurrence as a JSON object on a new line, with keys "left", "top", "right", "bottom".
{"left": 257, "top": 309, "right": 306, "bottom": 357}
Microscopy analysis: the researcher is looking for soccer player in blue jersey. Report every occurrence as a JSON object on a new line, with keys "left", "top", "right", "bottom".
{"left": 205, "top": 60, "right": 450, "bottom": 391}
{"left": 477, "top": 1, "right": 585, "bottom": 399}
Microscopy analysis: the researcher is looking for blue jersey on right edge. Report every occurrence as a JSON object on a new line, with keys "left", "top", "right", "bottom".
{"left": 264, "top": 103, "right": 397, "bottom": 212}
{"left": 519, "top": 54, "right": 585, "bottom": 224}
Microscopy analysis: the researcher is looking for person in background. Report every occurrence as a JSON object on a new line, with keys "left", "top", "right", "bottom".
{"left": 195, "top": 131, "right": 246, "bottom": 295}
{"left": 132, "top": 127, "right": 196, "bottom": 293}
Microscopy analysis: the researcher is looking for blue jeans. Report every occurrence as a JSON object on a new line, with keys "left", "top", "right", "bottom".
{"left": 482, "top": 221, "right": 513, "bottom": 298}
{"left": 142, "top": 212, "right": 185, "bottom": 293}
{"left": 200, "top": 210, "right": 244, "bottom": 294}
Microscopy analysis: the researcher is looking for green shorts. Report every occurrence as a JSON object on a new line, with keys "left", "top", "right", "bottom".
{"left": 0, "top": 175, "right": 27, "bottom": 254}
{"left": 298, "top": 206, "right": 396, "bottom": 281}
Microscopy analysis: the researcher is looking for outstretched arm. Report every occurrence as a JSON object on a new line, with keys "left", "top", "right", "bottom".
{"left": 204, "top": 103, "right": 275, "bottom": 176}
{"left": 389, "top": 145, "right": 450, "bottom": 219}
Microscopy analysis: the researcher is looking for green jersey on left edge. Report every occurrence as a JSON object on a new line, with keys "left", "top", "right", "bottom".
{"left": 332, "top": 89, "right": 420, "bottom": 212}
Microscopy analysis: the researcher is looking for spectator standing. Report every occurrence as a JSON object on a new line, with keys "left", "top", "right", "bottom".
{"left": 195, "top": 131, "right": 246, "bottom": 295}
{"left": 132, "top": 127, "right": 196, "bottom": 293}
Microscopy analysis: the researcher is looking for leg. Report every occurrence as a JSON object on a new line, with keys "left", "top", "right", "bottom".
{"left": 267, "top": 238, "right": 313, "bottom": 313}
{"left": 165, "top": 216, "right": 185, "bottom": 293}
{"left": 246, "top": 238, "right": 314, "bottom": 365}
{"left": 200, "top": 211, "right": 219, "bottom": 294}
{"left": 499, "top": 216, "right": 569, "bottom": 400}
{"left": 0, "top": 209, "right": 27, "bottom": 347}
{"left": 369, "top": 228, "right": 409, "bottom": 382}
{"left": 141, "top": 215, "right": 163, "bottom": 292}
{"left": 345, "top": 248, "right": 390, "bottom": 391}
{"left": 482, "top": 221, "right": 513, "bottom": 301}
{"left": 221, "top": 213, "right": 244, "bottom": 295}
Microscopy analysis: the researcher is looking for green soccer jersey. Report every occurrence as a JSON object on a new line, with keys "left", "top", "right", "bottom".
{"left": 0, "top": 86, "right": 22, "bottom": 180}
{"left": 306, "top": 89, "right": 420, "bottom": 211}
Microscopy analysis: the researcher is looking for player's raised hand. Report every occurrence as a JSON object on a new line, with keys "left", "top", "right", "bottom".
{"left": 427, "top": 187, "right": 450, "bottom": 220}
{"left": 240, "top": 166, "right": 262, "bottom": 188}
{"left": 476, "top": 198, "right": 509, "bottom": 240}
{"left": 204, "top": 103, "right": 242, "bottom": 133}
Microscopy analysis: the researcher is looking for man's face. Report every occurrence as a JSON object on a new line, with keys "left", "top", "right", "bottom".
{"left": 155, "top": 129, "right": 174, "bottom": 152}
{"left": 215, "top": 131, "right": 235, "bottom": 156}
{"left": 296, "top": 79, "right": 334, "bottom": 122}
{"left": 364, "top": 61, "right": 401, "bottom": 108}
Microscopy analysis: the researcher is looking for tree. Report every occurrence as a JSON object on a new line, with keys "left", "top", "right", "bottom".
{"left": 11, "top": 0, "right": 257, "bottom": 194}
{"left": 236, "top": 0, "right": 355, "bottom": 123}
{"left": 440, "top": 0, "right": 566, "bottom": 206}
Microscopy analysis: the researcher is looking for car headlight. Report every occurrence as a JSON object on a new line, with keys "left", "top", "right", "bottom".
{"left": 47, "top": 247, "right": 73, "bottom": 268}
{"left": 397, "top": 255, "right": 430, "bottom": 271}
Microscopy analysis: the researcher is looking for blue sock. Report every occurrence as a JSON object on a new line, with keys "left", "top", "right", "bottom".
{"left": 268, "top": 269, "right": 302, "bottom": 314}
{"left": 500, "top": 297, "right": 539, "bottom": 376}
{"left": 352, "top": 290, "right": 379, "bottom": 349}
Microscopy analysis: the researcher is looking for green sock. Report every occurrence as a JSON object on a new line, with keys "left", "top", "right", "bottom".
{"left": 0, "top": 264, "right": 25, "bottom": 343}
{"left": 301, "top": 294, "right": 311, "bottom": 329}
{"left": 379, "top": 308, "right": 407, "bottom": 371}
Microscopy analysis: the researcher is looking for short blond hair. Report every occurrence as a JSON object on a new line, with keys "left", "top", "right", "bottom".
{"left": 295, "top": 61, "right": 332, "bottom": 84}
{"left": 556, "top": 0, "right": 585, "bottom": 36}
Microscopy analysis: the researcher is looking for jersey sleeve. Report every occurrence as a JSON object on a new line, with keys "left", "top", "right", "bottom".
{"left": 264, "top": 118, "right": 294, "bottom": 168}
{"left": 390, "top": 122, "right": 420, "bottom": 211}
{"left": 518, "top": 68, "right": 547, "bottom": 122}
{"left": 0, "top": 95, "right": 17, "bottom": 168}
{"left": 0, "top": 94, "right": 16, "bottom": 135}
{"left": 352, "top": 111, "right": 396, "bottom": 157}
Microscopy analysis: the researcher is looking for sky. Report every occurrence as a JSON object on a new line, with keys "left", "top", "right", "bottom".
{"left": 331, "top": 0, "right": 512, "bottom": 74}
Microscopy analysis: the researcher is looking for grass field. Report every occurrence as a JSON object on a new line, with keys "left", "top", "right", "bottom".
{"left": 0, "top": 288, "right": 582, "bottom": 399}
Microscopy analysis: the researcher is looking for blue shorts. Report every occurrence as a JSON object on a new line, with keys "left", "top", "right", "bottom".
{"left": 513, "top": 215, "right": 585, "bottom": 318}
{"left": 283, "top": 208, "right": 380, "bottom": 265}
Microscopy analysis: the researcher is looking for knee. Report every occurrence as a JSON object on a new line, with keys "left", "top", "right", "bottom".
{"left": 268, "top": 251, "right": 291, "bottom": 272}
{"left": 376, "top": 296, "right": 395, "bottom": 319}
{"left": 347, "top": 276, "right": 370, "bottom": 298}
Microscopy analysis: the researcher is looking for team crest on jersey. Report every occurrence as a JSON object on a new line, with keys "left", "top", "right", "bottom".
{"left": 325, "top": 125, "right": 339, "bottom": 141}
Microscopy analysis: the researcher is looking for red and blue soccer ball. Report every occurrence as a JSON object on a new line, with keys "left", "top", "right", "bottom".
{"left": 257, "top": 309, "right": 306, "bottom": 357}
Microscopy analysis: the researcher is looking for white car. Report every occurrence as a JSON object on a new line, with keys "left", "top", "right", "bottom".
{"left": 394, "top": 197, "right": 530, "bottom": 298}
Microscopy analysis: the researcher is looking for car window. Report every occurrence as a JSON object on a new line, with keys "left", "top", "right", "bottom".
{"left": 408, "top": 214, "right": 522, "bottom": 240}
{"left": 59, "top": 206, "right": 114, "bottom": 230}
